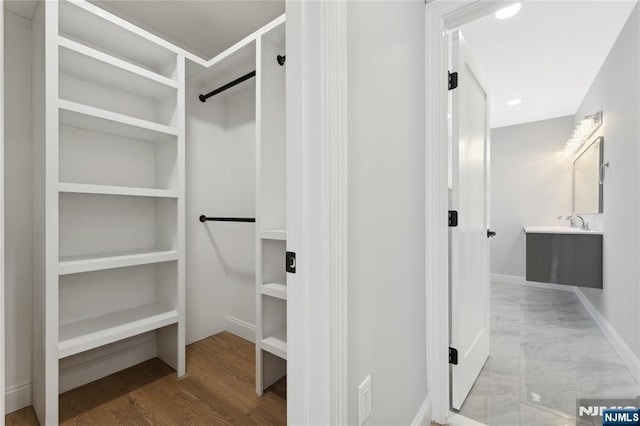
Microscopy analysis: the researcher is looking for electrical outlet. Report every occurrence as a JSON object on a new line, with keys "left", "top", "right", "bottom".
{"left": 358, "top": 375, "right": 372, "bottom": 425}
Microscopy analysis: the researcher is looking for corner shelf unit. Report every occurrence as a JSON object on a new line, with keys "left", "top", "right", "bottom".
{"left": 255, "top": 21, "right": 288, "bottom": 395}
{"left": 32, "top": 1, "right": 186, "bottom": 424}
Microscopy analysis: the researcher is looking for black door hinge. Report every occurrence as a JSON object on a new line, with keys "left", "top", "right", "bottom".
{"left": 449, "top": 347, "right": 458, "bottom": 365}
{"left": 448, "top": 71, "right": 458, "bottom": 90}
{"left": 448, "top": 210, "right": 458, "bottom": 227}
{"left": 286, "top": 251, "right": 296, "bottom": 273}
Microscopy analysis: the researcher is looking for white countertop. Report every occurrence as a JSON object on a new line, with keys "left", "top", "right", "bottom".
{"left": 523, "top": 226, "right": 603, "bottom": 235}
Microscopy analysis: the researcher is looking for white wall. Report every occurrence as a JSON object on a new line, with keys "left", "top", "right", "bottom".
{"left": 223, "top": 91, "right": 256, "bottom": 334}
{"left": 4, "top": 11, "right": 33, "bottom": 413}
{"left": 185, "top": 82, "right": 256, "bottom": 344}
{"left": 574, "top": 5, "right": 640, "bottom": 357}
{"left": 347, "top": 1, "right": 428, "bottom": 423}
{"left": 490, "top": 116, "right": 575, "bottom": 277}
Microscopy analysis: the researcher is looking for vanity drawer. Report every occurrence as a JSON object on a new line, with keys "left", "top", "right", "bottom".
{"left": 526, "top": 232, "right": 603, "bottom": 288}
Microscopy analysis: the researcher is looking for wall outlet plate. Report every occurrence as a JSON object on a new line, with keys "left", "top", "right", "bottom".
{"left": 358, "top": 375, "right": 372, "bottom": 425}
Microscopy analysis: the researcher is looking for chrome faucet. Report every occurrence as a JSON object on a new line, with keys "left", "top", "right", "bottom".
{"left": 558, "top": 214, "right": 586, "bottom": 230}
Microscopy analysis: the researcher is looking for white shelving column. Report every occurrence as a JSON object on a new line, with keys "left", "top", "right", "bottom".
{"left": 32, "top": 1, "right": 186, "bottom": 423}
{"left": 0, "top": 4, "right": 5, "bottom": 424}
{"left": 256, "top": 22, "right": 287, "bottom": 395}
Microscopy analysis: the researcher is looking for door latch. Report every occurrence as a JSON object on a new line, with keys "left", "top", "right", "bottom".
{"left": 286, "top": 251, "right": 296, "bottom": 273}
{"left": 449, "top": 347, "right": 458, "bottom": 365}
{"left": 448, "top": 71, "right": 458, "bottom": 90}
{"left": 449, "top": 210, "right": 458, "bottom": 227}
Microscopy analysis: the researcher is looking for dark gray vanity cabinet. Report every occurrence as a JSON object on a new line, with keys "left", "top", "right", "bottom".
{"left": 525, "top": 232, "right": 603, "bottom": 288}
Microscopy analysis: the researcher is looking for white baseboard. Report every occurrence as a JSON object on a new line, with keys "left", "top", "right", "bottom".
{"left": 225, "top": 315, "right": 255, "bottom": 343}
{"left": 491, "top": 273, "right": 574, "bottom": 292}
{"left": 574, "top": 288, "right": 640, "bottom": 385}
{"left": 6, "top": 333, "right": 158, "bottom": 413}
{"left": 411, "top": 394, "right": 432, "bottom": 426}
{"left": 491, "top": 273, "right": 640, "bottom": 387}
{"left": 447, "top": 412, "right": 487, "bottom": 426}
{"left": 5, "top": 382, "right": 32, "bottom": 414}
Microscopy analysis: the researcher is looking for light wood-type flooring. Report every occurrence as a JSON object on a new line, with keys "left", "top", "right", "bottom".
{"left": 6, "top": 332, "right": 286, "bottom": 425}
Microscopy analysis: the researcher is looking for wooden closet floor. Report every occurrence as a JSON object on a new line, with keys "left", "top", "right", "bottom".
{"left": 5, "top": 332, "right": 286, "bottom": 425}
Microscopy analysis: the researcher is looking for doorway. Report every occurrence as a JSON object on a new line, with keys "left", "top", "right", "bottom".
{"left": 426, "top": 2, "right": 640, "bottom": 425}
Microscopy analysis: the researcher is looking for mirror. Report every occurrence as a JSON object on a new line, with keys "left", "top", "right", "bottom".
{"left": 573, "top": 136, "right": 604, "bottom": 214}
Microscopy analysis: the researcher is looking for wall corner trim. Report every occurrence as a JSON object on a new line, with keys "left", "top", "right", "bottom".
{"left": 411, "top": 394, "right": 433, "bottom": 426}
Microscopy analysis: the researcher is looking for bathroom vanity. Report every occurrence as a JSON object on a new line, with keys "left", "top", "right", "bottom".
{"left": 524, "top": 226, "right": 603, "bottom": 288}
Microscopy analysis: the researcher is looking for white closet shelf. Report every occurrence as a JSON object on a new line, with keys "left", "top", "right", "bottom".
{"left": 59, "top": 99, "right": 178, "bottom": 143}
{"left": 59, "top": 249, "right": 179, "bottom": 276}
{"left": 260, "top": 283, "right": 287, "bottom": 300}
{"left": 58, "top": 303, "right": 179, "bottom": 358}
{"left": 60, "top": 0, "right": 179, "bottom": 79}
{"left": 261, "top": 331, "right": 287, "bottom": 360}
{"left": 59, "top": 182, "right": 179, "bottom": 199}
{"left": 59, "top": 36, "right": 178, "bottom": 101}
{"left": 260, "top": 229, "right": 287, "bottom": 240}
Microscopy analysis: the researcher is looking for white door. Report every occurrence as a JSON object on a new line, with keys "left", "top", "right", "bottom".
{"left": 0, "top": 4, "right": 5, "bottom": 422}
{"left": 450, "top": 30, "right": 491, "bottom": 411}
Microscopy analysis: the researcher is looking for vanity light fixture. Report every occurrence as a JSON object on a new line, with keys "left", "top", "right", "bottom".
{"left": 507, "top": 98, "right": 522, "bottom": 106}
{"left": 564, "top": 111, "right": 603, "bottom": 155}
{"left": 495, "top": 3, "right": 522, "bottom": 20}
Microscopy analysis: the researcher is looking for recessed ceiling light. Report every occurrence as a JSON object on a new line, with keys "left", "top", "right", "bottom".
{"left": 495, "top": 3, "right": 522, "bottom": 20}
{"left": 507, "top": 99, "right": 523, "bottom": 106}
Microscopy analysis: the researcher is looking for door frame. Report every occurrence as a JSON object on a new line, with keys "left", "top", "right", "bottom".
{"left": 0, "top": 3, "right": 5, "bottom": 423}
{"left": 424, "top": 1, "right": 511, "bottom": 423}
{"left": 286, "top": 0, "right": 348, "bottom": 424}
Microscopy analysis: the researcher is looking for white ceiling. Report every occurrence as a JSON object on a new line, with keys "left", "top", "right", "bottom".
{"left": 92, "top": 0, "right": 284, "bottom": 59}
{"left": 462, "top": 1, "right": 637, "bottom": 129}
{"left": 4, "top": 0, "right": 284, "bottom": 60}
{"left": 5, "top": 0, "right": 635, "bottom": 128}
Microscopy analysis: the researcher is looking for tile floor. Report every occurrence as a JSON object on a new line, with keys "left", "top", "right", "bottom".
{"left": 457, "top": 282, "right": 640, "bottom": 426}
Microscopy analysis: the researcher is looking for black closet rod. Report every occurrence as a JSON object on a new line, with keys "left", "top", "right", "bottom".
{"left": 199, "top": 70, "right": 256, "bottom": 103}
{"left": 199, "top": 215, "right": 256, "bottom": 223}
{"left": 198, "top": 54, "right": 285, "bottom": 102}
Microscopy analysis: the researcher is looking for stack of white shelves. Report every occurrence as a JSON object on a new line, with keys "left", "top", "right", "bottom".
{"left": 186, "top": 18, "right": 288, "bottom": 394}
{"left": 32, "top": 1, "right": 186, "bottom": 423}
{"left": 255, "top": 22, "right": 288, "bottom": 395}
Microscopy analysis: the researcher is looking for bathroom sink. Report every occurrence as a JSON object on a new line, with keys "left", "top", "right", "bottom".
{"left": 523, "top": 226, "right": 602, "bottom": 235}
